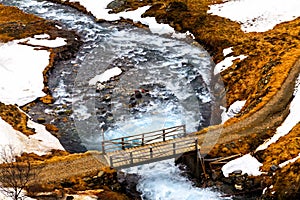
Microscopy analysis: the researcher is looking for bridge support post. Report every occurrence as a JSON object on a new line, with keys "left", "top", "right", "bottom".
{"left": 195, "top": 139, "right": 208, "bottom": 179}
{"left": 173, "top": 143, "right": 176, "bottom": 155}
{"left": 150, "top": 146, "right": 153, "bottom": 159}
{"left": 122, "top": 138, "right": 125, "bottom": 150}
{"left": 102, "top": 141, "right": 105, "bottom": 154}
{"left": 130, "top": 152, "right": 133, "bottom": 164}
{"left": 110, "top": 156, "right": 113, "bottom": 168}
{"left": 142, "top": 134, "right": 144, "bottom": 146}
{"left": 183, "top": 125, "right": 187, "bottom": 136}
{"left": 195, "top": 139, "right": 200, "bottom": 177}
{"left": 163, "top": 130, "right": 166, "bottom": 142}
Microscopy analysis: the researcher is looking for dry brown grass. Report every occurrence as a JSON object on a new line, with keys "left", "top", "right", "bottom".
{"left": 0, "top": 4, "right": 54, "bottom": 42}
{"left": 257, "top": 123, "right": 300, "bottom": 172}
{"left": 0, "top": 102, "right": 35, "bottom": 136}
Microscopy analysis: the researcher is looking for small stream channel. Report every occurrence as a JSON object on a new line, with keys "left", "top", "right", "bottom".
{"left": 0, "top": 0, "right": 228, "bottom": 199}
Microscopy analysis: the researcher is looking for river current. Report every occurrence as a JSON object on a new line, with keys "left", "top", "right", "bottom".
{"left": 0, "top": 0, "right": 227, "bottom": 199}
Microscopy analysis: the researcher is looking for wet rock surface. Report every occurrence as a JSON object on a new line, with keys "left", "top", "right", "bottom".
{"left": 118, "top": 172, "right": 142, "bottom": 200}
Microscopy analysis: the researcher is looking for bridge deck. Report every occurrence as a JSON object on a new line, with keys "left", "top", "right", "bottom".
{"left": 102, "top": 125, "right": 200, "bottom": 169}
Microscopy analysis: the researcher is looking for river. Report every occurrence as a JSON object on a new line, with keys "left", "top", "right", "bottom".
{"left": 0, "top": 0, "right": 228, "bottom": 199}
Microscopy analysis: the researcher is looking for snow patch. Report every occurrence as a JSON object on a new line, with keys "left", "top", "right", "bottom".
{"left": 0, "top": 117, "right": 64, "bottom": 160}
{"left": 0, "top": 189, "right": 36, "bottom": 200}
{"left": 20, "top": 36, "right": 67, "bottom": 47}
{"left": 278, "top": 153, "right": 300, "bottom": 168}
{"left": 34, "top": 34, "right": 50, "bottom": 39}
{"left": 89, "top": 67, "right": 122, "bottom": 85}
{"left": 223, "top": 47, "right": 233, "bottom": 57}
{"left": 214, "top": 55, "right": 247, "bottom": 75}
{"left": 0, "top": 40, "right": 49, "bottom": 106}
{"left": 0, "top": 35, "right": 68, "bottom": 106}
{"left": 221, "top": 100, "right": 246, "bottom": 124}
{"left": 69, "top": 0, "right": 194, "bottom": 38}
{"left": 208, "top": 0, "right": 300, "bottom": 32}
{"left": 222, "top": 154, "right": 263, "bottom": 177}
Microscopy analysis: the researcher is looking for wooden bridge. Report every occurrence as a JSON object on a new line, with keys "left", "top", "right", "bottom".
{"left": 101, "top": 125, "right": 202, "bottom": 169}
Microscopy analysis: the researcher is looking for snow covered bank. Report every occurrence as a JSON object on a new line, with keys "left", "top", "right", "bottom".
{"left": 213, "top": 46, "right": 247, "bottom": 75}
{"left": 278, "top": 153, "right": 300, "bottom": 168}
{"left": 20, "top": 35, "right": 67, "bottom": 48}
{"left": 0, "top": 35, "right": 67, "bottom": 106}
{"left": 0, "top": 35, "right": 67, "bottom": 158}
{"left": 222, "top": 154, "right": 263, "bottom": 177}
{"left": 0, "top": 41, "right": 49, "bottom": 106}
{"left": 208, "top": 0, "right": 300, "bottom": 32}
{"left": 0, "top": 117, "right": 64, "bottom": 159}
{"left": 221, "top": 100, "right": 246, "bottom": 124}
{"left": 214, "top": 55, "right": 247, "bottom": 75}
{"left": 69, "top": 0, "right": 193, "bottom": 38}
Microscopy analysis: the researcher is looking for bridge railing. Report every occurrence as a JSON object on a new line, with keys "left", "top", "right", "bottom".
{"left": 109, "top": 137, "right": 198, "bottom": 168}
{"left": 101, "top": 125, "right": 186, "bottom": 154}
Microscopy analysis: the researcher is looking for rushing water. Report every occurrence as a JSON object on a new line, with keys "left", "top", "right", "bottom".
{"left": 0, "top": 0, "right": 228, "bottom": 199}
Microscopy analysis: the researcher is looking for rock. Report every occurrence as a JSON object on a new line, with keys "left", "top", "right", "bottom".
{"left": 128, "top": 99, "right": 137, "bottom": 107}
{"left": 129, "top": 96, "right": 135, "bottom": 101}
{"left": 51, "top": 189, "right": 64, "bottom": 198}
{"left": 66, "top": 196, "right": 74, "bottom": 200}
{"left": 107, "top": 116, "right": 114, "bottom": 122}
{"left": 39, "top": 94, "right": 54, "bottom": 104}
{"left": 135, "top": 90, "right": 142, "bottom": 99}
{"left": 270, "top": 164, "right": 279, "bottom": 171}
{"left": 88, "top": 183, "right": 95, "bottom": 188}
{"left": 166, "top": 1, "right": 188, "bottom": 12}
{"left": 234, "top": 183, "right": 243, "bottom": 190}
{"left": 103, "top": 94, "right": 111, "bottom": 102}
{"left": 61, "top": 181, "right": 75, "bottom": 188}
{"left": 37, "top": 117, "right": 46, "bottom": 124}
{"left": 98, "top": 171, "right": 105, "bottom": 178}
{"left": 45, "top": 124, "right": 59, "bottom": 132}
{"left": 118, "top": 172, "right": 141, "bottom": 199}
{"left": 232, "top": 170, "right": 243, "bottom": 175}
{"left": 222, "top": 177, "right": 233, "bottom": 184}
{"left": 82, "top": 177, "right": 92, "bottom": 182}
{"left": 111, "top": 183, "right": 122, "bottom": 191}
{"left": 96, "top": 83, "right": 106, "bottom": 91}
{"left": 62, "top": 117, "right": 68, "bottom": 122}
{"left": 64, "top": 110, "right": 73, "bottom": 115}
{"left": 211, "top": 170, "right": 220, "bottom": 181}
{"left": 107, "top": 0, "right": 126, "bottom": 10}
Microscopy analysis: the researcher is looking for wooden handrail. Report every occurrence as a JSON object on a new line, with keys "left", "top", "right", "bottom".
{"left": 102, "top": 125, "right": 187, "bottom": 153}
{"left": 103, "top": 125, "right": 184, "bottom": 142}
